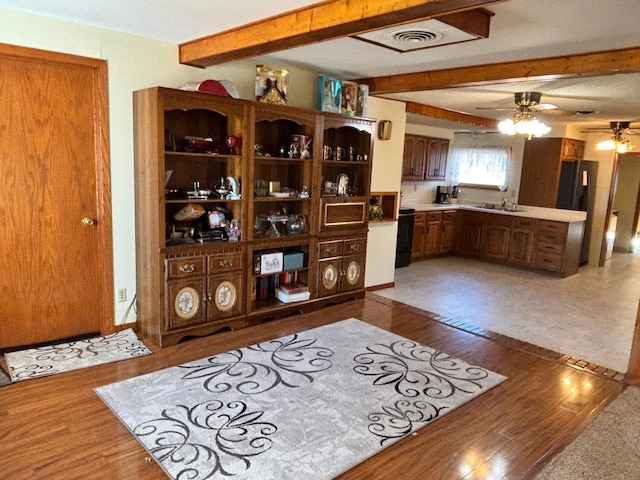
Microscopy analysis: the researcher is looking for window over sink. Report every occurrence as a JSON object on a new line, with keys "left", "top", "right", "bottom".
{"left": 450, "top": 146, "right": 511, "bottom": 189}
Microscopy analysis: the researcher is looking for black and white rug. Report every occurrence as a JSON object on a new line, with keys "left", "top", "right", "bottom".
{"left": 95, "top": 318, "right": 506, "bottom": 480}
{"left": 6, "top": 328, "right": 151, "bottom": 382}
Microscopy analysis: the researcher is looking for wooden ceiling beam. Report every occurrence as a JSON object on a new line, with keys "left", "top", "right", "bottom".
{"left": 404, "top": 101, "right": 498, "bottom": 128}
{"left": 179, "top": 0, "right": 501, "bottom": 68}
{"left": 360, "top": 46, "right": 640, "bottom": 94}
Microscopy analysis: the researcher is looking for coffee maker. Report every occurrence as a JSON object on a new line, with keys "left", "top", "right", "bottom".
{"left": 436, "top": 186, "right": 453, "bottom": 204}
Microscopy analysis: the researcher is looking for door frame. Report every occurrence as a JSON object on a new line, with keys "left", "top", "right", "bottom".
{"left": 0, "top": 43, "right": 115, "bottom": 337}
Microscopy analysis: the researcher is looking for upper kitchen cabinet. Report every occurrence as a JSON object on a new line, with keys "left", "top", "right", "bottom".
{"left": 519, "top": 137, "right": 585, "bottom": 208}
{"left": 402, "top": 134, "right": 427, "bottom": 181}
{"left": 402, "top": 134, "right": 449, "bottom": 181}
{"left": 424, "top": 137, "right": 449, "bottom": 181}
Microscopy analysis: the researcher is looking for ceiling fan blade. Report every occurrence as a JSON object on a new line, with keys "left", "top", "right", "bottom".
{"left": 474, "top": 107, "right": 516, "bottom": 111}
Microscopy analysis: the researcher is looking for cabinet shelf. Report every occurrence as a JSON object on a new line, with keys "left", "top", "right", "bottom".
{"left": 253, "top": 196, "right": 311, "bottom": 202}
{"left": 166, "top": 199, "right": 242, "bottom": 204}
{"left": 252, "top": 266, "right": 309, "bottom": 279}
{"left": 165, "top": 151, "right": 242, "bottom": 160}
{"left": 255, "top": 156, "right": 311, "bottom": 163}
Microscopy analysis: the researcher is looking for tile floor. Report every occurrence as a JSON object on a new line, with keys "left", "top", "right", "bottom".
{"left": 377, "top": 252, "right": 640, "bottom": 373}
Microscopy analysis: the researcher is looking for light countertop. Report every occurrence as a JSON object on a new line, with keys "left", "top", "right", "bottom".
{"left": 400, "top": 202, "right": 587, "bottom": 223}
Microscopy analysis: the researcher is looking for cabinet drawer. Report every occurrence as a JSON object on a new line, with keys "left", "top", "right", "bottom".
{"left": 538, "top": 220, "right": 568, "bottom": 235}
{"left": 537, "top": 232, "right": 566, "bottom": 245}
{"left": 535, "top": 252, "right": 563, "bottom": 272}
{"left": 426, "top": 211, "right": 442, "bottom": 222}
{"left": 209, "top": 252, "right": 243, "bottom": 274}
{"left": 443, "top": 211, "right": 457, "bottom": 221}
{"left": 167, "top": 256, "right": 206, "bottom": 279}
{"left": 319, "top": 240, "right": 343, "bottom": 259}
{"left": 514, "top": 217, "right": 536, "bottom": 229}
{"left": 537, "top": 242, "right": 564, "bottom": 255}
{"left": 322, "top": 201, "right": 366, "bottom": 227}
{"left": 344, "top": 237, "right": 366, "bottom": 255}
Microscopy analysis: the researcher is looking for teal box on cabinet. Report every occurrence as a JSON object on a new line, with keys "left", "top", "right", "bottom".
{"left": 283, "top": 252, "right": 304, "bottom": 271}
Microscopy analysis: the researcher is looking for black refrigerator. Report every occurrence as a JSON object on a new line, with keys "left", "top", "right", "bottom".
{"left": 556, "top": 160, "right": 598, "bottom": 264}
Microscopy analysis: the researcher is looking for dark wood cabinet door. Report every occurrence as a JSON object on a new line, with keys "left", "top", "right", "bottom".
{"left": 425, "top": 138, "right": 449, "bottom": 180}
{"left": 509, "top": 228, "right": 536, "bottom": 265}
{"left": 341, "top": 254, "right": 365, "bottom": 292}
{"left": 166, "top": 277, "right": 207, "bottom": 330}
{"left": 208, "top": 272, "right": 244, "bottom": 321}
{"left": 411, "top": 213, "right": 426, "bottom": 258}
{"left": 424, "top": 220, "right": 441, "bottom": 256}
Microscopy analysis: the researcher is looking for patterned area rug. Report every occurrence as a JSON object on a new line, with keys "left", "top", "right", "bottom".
{"left": 6, "top": 328, "right": 151, "bottom": 382}
{"left": 0, "top": 366, "right": 11, "bottom": 387}
{"left": 96, "top": 318, "right": 506, "bottom": 480}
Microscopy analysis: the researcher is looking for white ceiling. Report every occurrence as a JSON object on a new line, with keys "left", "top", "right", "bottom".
{"left": 1, "top": 0, "right": 639, "bottom": 132}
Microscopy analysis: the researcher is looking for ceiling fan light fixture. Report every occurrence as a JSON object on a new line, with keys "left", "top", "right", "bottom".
{"left": 498, "top": 110, "right": 551, "bottom": 139}
{"left": 597, "top": 121, "right": 635, "bottom": 153}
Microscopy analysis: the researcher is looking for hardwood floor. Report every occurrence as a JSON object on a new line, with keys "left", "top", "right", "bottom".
{"left": 0, "top": 294, "right": 625, "bottom": 479}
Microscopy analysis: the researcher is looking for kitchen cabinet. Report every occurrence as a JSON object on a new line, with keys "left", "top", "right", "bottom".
{"left": 425, "top": 137, "right": 449, "bottom": 180}
{"left": 509, "top": 217, "right": 537, "bottom": 266}
{"left": 411, "top": 210, "right": 457, "bottom": 258}
{"left": 402, "top": 134, "right": 428, "bottom": 181}
{"left": 519, "top": 137, "right": 585, "bottom": 208}
{"left": 411, "top": 212, "right": 427, "bottom": 258}
{"left": 440, "top": 211, "right": 457, "bottom": 254}
{"left": 458, "top": 211, "right": 484, "bottom": 256}
{"left": 481, "top": 213, "right": 512, "bottom": 260}
{"left": 134, "top": 87, "right": 373, "bottom": 347}
{"left": 534, "top": 219, "right": 584, "bottom": 276}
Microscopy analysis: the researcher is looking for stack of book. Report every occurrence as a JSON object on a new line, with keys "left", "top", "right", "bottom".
{"left": 276, "top": 282, "right": 310, "bottom": 303}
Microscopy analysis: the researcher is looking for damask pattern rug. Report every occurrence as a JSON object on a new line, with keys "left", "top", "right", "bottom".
{"left": 6, "top": 328, "right": 151, "bottom": 382}
{"left": 95, "top": 318, "right": 506, "bottom": 480}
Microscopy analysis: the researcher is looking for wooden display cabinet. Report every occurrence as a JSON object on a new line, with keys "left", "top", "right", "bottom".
{"left": 134, "top": 87, "right": 373, "bottom": 346}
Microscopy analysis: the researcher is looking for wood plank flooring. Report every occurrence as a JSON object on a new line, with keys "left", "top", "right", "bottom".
{"left": 0, "top": 294, "right": 625, "bottom": 479}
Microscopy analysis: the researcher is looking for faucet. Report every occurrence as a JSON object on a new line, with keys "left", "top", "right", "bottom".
{"left": 501, "top": 198, "right": 507, "bottom": 208}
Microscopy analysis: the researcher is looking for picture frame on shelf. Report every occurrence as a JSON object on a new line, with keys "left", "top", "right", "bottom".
{"left": 341, "top": 80, "right": 358, "bottom": 116}
{"left": 356, "top": 84, "right": 369, "bottom": 117}
{"left": 317, "top": 75, "right": 341, "bottom": 113}
{"left": 255, "top": 65, "right": 288, "bottom": 105}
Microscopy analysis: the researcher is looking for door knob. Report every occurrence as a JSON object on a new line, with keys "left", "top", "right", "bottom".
{"left": 82, "top": 217, "right": 96, "bottom": 226}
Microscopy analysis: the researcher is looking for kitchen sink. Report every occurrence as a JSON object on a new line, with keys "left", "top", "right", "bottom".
{"left": 476, "top": 204, "right": 525, "bottom": 212}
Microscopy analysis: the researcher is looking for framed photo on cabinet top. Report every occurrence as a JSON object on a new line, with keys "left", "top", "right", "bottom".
{"left": 317, "top": 75, "right": 341, "bottom": 113}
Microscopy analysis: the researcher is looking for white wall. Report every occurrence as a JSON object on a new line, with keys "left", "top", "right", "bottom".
{"left": 364, "top": 97, "right": 407, "bottom": 288}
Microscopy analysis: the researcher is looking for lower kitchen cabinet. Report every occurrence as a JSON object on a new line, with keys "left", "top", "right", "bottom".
{"left": 317, "top": 236, "right": 366, "bottom": 297}
{"left": 481, "top": 214, "right": 512, "bottom": 260}
{"left": 412, "top": 210, "right": 457, "bottom": 258}
{"left": 534, "top": 219, "right": 583, "bottom": 275}
{"left": 509, "top": 217, "right": 537, "bottom": 265}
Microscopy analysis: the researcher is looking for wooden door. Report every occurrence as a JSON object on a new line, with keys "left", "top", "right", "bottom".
{"left": 0, "top": 44, "right": 113, "bottom": 348}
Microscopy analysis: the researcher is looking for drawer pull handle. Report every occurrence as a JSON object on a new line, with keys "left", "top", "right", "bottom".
{"left": 350, "top": 244, "right": 360, "bottom": 251}
{"left": 179, "top": 264, "right": 195, "bottom": 274}
{"left": 219, "top": 260, "right": 232, "bottom": 268}
{"left": 326, "top": 247, "right": 335, "bottom": 254}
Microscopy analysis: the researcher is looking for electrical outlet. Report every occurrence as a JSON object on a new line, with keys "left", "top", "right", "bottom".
{"left": 117, "top": 288, "right": 127, "bottom": 303}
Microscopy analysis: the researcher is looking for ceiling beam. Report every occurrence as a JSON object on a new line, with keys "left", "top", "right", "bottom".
{"left": 359, "top": 46, "right": 640, "bottom": 94}
{"left": 404, "top": 101, "right": 498, "bottom": 128}
{"left": 179, "top": 0, "right": 502, "bottom": 68}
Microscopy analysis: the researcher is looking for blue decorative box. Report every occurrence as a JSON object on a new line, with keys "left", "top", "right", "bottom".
{"left": 283, "top": 252, "right": 304, "bottom": 271}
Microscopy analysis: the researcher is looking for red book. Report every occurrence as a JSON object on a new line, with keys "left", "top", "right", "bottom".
{"left": 278, "top": 282, "right": 309, "bottom": 295}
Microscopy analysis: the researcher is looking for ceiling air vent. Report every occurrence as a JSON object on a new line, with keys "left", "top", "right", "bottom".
{"left": 390, "top": 29, "right": 442, "bottom": 44}
{"left": 353, "top": 18, "right": 484, "bottom": 53}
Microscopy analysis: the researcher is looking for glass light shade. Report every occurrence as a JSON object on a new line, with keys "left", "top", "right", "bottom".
{"left": 498, "top": 118, "right": 551, "bottom": 139}
{"left": 597, "top": 139, "right": 630, "bottom": 153}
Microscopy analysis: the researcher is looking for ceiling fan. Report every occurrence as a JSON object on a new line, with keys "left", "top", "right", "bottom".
{"left": 476, "top": 91, "right": 596, "bottom": 116}
{"left": 582, "top": 121, "right": 639, "bottom": 153}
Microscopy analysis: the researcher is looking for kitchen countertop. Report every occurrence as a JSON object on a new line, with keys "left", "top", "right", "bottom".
{"left": 401, "top": 202, "right": 587, "bottom": 223}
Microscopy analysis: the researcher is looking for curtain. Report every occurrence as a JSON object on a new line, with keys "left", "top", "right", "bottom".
{"left": 450, "top": 146, "right": 511, "bottom": 187}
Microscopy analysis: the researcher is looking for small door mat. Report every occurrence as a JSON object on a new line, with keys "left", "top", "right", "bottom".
{"left": 0, "top": 365, "right": 11, "bottom": 387}
{"left": 5, "top": 328, "right": 151, "bottom": 382}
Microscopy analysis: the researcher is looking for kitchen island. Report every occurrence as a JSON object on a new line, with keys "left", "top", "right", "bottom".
{"left": 401, "top": 202, "right": 586, "bottom": 277}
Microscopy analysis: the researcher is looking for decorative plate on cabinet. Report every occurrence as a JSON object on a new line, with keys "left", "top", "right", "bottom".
{"left": 346, "top": 260, "right": 361, "bottom": 285}
{"left": 175, "top": 287, "right": 200, "bottom": 320}
{"left": 322, "top": 264, "right": 338, "bottom": 290}
{"left": 214, "top": 281, "right": 237, "bottom": 312}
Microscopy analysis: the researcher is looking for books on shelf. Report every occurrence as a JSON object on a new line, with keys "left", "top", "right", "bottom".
{"left": 278, "top": 281, "right": 309, "bottom": 295}
{"left": 276, "top": 287, "right": 310, "bottom": 304}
